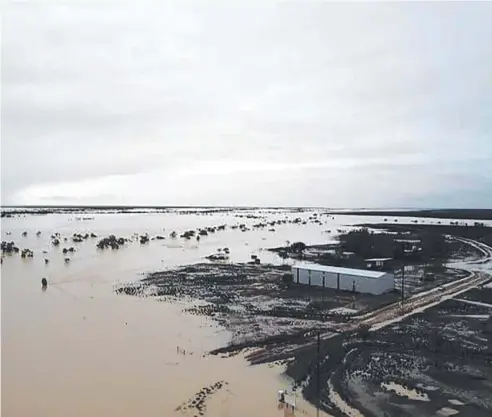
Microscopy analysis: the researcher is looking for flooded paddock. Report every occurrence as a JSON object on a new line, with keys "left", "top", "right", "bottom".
{"left": 2, "top": 208, "right": 491, "bottom": 417}
{"left": 2, "top": 209, "right": 335, "bottom": 417}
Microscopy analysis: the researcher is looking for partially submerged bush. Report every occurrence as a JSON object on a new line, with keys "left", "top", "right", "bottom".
{"left": 97, "top": 235, "right": 126, "bottom": 249}
{"left": 21, "top": 248, "right": 34, "bottom": 258}
{"left": 181, "top": 230, "right": 195, "bottom": 239}
{"left": 1, "top": 241, "right": 19, "bottom": 254}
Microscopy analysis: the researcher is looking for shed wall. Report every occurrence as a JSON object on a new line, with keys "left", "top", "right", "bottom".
{"left": 292, "top": 267, "right": 394, "bottom": 295}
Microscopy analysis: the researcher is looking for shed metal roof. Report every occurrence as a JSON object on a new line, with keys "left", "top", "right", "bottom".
{"left": 293, "top": 263, "right": 389, "bottom": 279}
{"left": 365, "top": 258, "right": 393, "bottom": 262}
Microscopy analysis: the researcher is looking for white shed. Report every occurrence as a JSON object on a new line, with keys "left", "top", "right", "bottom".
{"left": 291, "top": 263, "right": 394, "bottom": 295}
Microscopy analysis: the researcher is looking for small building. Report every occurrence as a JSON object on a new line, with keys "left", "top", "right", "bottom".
{"left": 395, "top": 239, "right": 422, "bottom": 253}
{"left": 291, "top": 263, "right": 394, "bottom": 295}
{"left": 365, "top": 257, "right": 393, "bottom": 270}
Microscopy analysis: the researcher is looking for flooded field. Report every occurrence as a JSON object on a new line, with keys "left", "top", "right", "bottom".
{"left": 2, "top": 208, "right": 492, "bottom": 417}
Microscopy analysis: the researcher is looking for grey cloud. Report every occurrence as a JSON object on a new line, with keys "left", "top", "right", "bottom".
{"left": 2, "top": 2, "right": 491, "bottom": 206}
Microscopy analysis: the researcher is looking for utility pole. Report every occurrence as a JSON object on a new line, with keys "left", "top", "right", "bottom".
{"left": 401, "top": 263, "right": 405, "bottom": 303}
{"left": 316, "top": 330, "right": 320, "bottom": 417}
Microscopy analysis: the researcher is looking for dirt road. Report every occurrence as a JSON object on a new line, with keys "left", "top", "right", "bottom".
{"left": 284, "top": 237, "right": 492, "bottom": 354}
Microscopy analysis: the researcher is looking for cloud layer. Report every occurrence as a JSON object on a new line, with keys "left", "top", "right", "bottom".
{"left": 2, "top": 2, "right": 491, "bottom": 207}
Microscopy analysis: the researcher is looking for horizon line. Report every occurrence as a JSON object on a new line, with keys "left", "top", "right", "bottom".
{"left": 1, "top": 205, "right": 489, "bottom": 211}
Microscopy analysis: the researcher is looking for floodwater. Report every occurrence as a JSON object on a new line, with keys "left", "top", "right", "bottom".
{"left": 380, "top": 381, "right": 430, "bottom": 402}
{"left": 1, "top": 209, "right": 490, "bottom": 417}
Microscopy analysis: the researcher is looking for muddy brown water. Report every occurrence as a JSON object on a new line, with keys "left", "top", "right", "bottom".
{"left": 2, "top": 211, "right": 334, "bottom": 417}
{"left": 2, "top": 210, "right": 490, "bottom": 417}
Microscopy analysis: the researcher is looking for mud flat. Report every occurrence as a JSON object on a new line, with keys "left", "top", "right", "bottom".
{"left": 304, "top": 287, "right": 492, "bottom": 417}
{"left": 115, "top": 238, "right": 489, "bottom": 416}
{"left": 7, "top": 208, "right": 490, "bottom": 417}
{"left": 116, "top": 262, "right": 405, "bottom": 357}
{"left": 113, "top": 219, "right": 491, "bottom": 416}
{"left": 119, "top": 268, "right": 491, "bottom": 415}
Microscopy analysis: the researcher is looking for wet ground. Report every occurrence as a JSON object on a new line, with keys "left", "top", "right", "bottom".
{"left": 2, "top": 208, "right": 491, "bottom": 417}
{"left": 117, "top": 262, "right": 403, "bottom": 348}
{"left": 330, "top": 287, "right": 492, "bottom": 417}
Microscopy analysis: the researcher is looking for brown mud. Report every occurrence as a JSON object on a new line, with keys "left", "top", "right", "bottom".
{"left": 116, "top": 233, "right": 492, "bottom": 417}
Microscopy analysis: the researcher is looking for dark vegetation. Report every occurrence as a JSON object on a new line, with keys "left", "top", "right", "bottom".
{"left": 272, "top": 227, "right": 457, "bottom": 271}
{"left": 337, "top": 227, "right": 449, "bottom": 262}
{"left": 20, "top": 248, "right": 34, "bottom": 258}
{"left": 97, "top": 235, "right": 128, "bottom": 249}
{"left": 362, "top": 223, "right": 492, "bottom": 247}
{"left": 317, "top": 224, "right": 489, "bottom": 271}
{"left": 1, "top": 206, "right": 309, "bottom": 218}
{"left": 181, "top": 230, "right": 196, "bottom": 239}
{"left": 72, "top": 232, "right": 92, "bottom": 242}
{"left": 328, "top": 209, "right": 492, "bottom": 220}
{"left": 1, "top": 241, "right": 19, "bottom": 254}
{"left": 290, "top": 241, "right": 307, "bottom": 254}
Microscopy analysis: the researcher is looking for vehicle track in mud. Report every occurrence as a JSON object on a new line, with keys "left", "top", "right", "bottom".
{"left": 283, "top": 237, "right": 492, "bottom": 355}
{"left": 287, "top": 238, "right": 492, "bottom": 417}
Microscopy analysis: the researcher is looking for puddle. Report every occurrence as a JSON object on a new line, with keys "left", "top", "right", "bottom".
{"left": 329, "top": 307, "right": 358, "bottom": 315}
{"left": 328, "top": 379, "right": 364, "bottom": 417}
{"left": 416, "top": 383, "right": 439, "bottom": 391}
{"left": 437, "top": 407, "right": 459, "bottom": 416}
{"left": 381, "top": 381, "right": 430, "bottom": 401}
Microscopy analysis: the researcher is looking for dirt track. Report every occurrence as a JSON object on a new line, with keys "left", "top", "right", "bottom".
{"left": 116, "top": 233, "right": 492, "bottom": 417}
{"left": 271, "top": 237, "right": 492, "bottom": 361}
{"left": 292, "top": 238, "right": 492, "bottom": 417}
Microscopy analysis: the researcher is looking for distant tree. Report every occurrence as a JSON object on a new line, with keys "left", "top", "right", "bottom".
{"left": 278, "top": 251, "right": 289, "bottom": 264}
{"left": 421, "top": 232, "right": 448, "bottom": 261}
{"left": 339, "top": 228, "right": 396, "bottom": 259}
{"left": 290, "top": 241, "right": 307, "bottom": 254}
{"left": 318, "top": 253, "right": 343, "bottom": 267}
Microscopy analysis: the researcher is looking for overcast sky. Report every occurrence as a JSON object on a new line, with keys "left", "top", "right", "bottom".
{"left": 2, "top": 2, "right": 491, "bottom": 207}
